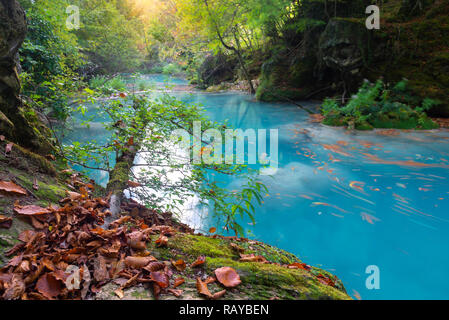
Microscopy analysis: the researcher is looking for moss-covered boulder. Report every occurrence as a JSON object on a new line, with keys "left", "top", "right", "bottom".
{"left": 97, "top": 233, "right": 350, "bottom": 300}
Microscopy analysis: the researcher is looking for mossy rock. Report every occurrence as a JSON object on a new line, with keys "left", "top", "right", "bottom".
{"left": 126, "top": 233, "right": 352, "bottom": 300}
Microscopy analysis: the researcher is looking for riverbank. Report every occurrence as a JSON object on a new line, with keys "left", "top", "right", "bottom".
{"left": 0, "top": 136, "right": 350, "bottom": 300}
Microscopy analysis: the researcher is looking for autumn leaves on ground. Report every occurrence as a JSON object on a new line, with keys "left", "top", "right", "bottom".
{"left": 0, "top": 140, "right": 350, "bottom": 300}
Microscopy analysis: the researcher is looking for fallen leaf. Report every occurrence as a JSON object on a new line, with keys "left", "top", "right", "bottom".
{"left": 196, "top": 277, "right": 226, "bottom": 300}
{"left": 196, "top": 277, "right": 213, "bottom": 298}
{"left": 214, "top": 267, "right": 241, "bottom": 288}
{"left": 2, "top": 274, "right": 25, "bottom": 300}
{"left": 171, "top": 259, "right": 186, "bottom": 271}
{"left": 204, "top": 276, "right": 216, "bottom": 284}
{"left": 0, "top": 215, "right": 13, "bottom": 229}
{"left": 316, "top": 274, "right": 336, "bottom": 287}
{"left": 212, "top": 289, "right": 226, "bottom": 299}
{"left": 143, "top": 261, "right": 165, "bottom": 273}
{"left": 150, "top": 271, "right": 169, "bottom": 288}
{"left": 67, "top": 191, "right": 82, "bottom": 200}
{"left": 36, "top": 273, "right": 63, "bottom": 299}
{"left": 114, "top": 288, "right": 124, "bottom": 299}
{"left": 93, "top": 255, "right": 109, "bottom": 282}
{"left": 191, "top": 255, "right": 206, "bottom": 268}
{"left": 0, "top": 180, "right": 27, "bottom": 196}
{"left": 155, "top": 235, "right": 168, "bottom": 247}
{"left": 167, "top": 288, "right": 183, "bottom": 297}
{"left": 173, "top": 277, "right": 185, "bottom": 288}
{"left": 230, "top": 243, "right": 244, "bottom": 253}
{"left": 13, "top": 205, "right": 51, "bottom": 216}
{"left": 287, "top": 262, "right": 310, "bottom": 270}
{"left": 5, "top": 143, "right": 13, "bottom": 154}
{"left": 124, "top": 256, "right": 154, "bottom": 268}
{"left": 239, "top": 253, "right": 267, "bottom": 263}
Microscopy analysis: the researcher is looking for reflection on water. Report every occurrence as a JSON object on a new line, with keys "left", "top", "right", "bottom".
{"left": 63, "top": 75, "right": 449, "bottom": 300}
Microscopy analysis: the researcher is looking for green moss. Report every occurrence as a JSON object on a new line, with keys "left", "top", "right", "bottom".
{"left": 206, "top": 257, "right": 349, "bottom": 300}
{"left": 9, "top": 143, "right": 56, "bottom": 175}
{"left": 165, "top": 234, "right": 236, "bottom": 259}
{"left": 7, "top": 167, "right": 67, "bottom": 204}
{"left": 146, "top": 233, "right": 350, "bottom": 300}
{"left": 106, "top": 161, "right": 130, "bottom": 193}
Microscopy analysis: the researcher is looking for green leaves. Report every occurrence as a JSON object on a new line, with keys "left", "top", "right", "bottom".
{"left": 65, "top": 90, "right": 267, "bottom": 237}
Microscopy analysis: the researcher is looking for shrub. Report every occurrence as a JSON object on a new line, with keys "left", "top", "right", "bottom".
{"left": 162, "top": 63, "right": 182, "bottom": 75}
{"left": 321, "top": 79, "right": 439, "bottom": 130}
{"left": 89, "top": 76, "right": 126, "bottom": 94}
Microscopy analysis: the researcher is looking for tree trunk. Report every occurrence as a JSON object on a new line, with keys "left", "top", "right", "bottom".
{"left": 203, "top": 0, "right": 255, "bottom": 94}
{"left": 0, "top": 0, "right": 53, "bottom": 154}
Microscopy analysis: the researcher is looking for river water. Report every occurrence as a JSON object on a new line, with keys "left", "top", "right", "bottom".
{"left": 63, "top": 74, "right": 449, "bottom": 300}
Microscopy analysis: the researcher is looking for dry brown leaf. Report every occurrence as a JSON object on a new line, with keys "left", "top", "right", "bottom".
{"left": 204, "top": 276, "right": 216, "bottom": 284}
{"left": 2, "top": 274, "right": 25, "bottom": 300}
{"left": 13, "top": 205, "right": 51, "bottom": 216}
{"left": 173, "top": 277, "right": 185, "bottom": 288}
{"left": 155, "top": 234, "right": 168, "bottom": 247}
{"left": 143, "top": 261, "right": 165, "bottom": 273}
{"left": 191, "top": 255, "right": 206, "bottom": 268}
{"left": 212, "top": 289, "right": 226, "bottom": 299}
{"left": 0, "top": 180, "right": 27, "bottom": 196}
{"left": 124, "top": 256, "right": 155, "bottom": 268}
{"left": 93, "top": 255, "right": 109, "bottom": 282}
{"left": 67, "top": 191, "right": 82, "bottom": 200}
{"left": 0, "top": 215, "right": 12, "bottom": 229}
{"left": 35, "top": 273, "right": 63, "bottom": 299}
{"left": 150, "top": 271, "right": 169, "bottom": 288}
{"left": 239, "top": 253, "right": 267, "bottom": 263}
{"left": 167, "top": 288, "right": 183, "bottom": 297}
{"left": 114, "top": 288, "right": 124, "bottom": 299}
{"left": 18, "top": 230, "right": 36, "bottom": 243}
{"left": 171, "top": 259, "right": 186, "bottom": 271}
{"left": 196, "top": 277, "right": 213, "bottom": 298}
{"left": 230, "top": 242, "right": 245, "bottom": 253}
{"left": 214, "top": 267, "right": 241, "bottom": 288}
{"left": 287, "top": 262, "right": 310, "bottom": 270}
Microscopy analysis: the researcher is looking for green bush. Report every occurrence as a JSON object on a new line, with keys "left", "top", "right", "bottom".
{"left": 322, "top": 79, "right": 440, "bottom": 130}
{"left": 162, "top": 63, "right": 182, "bottom": 75}
{"left": 89, "top": 76, "right": 126, "bottom": 94}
